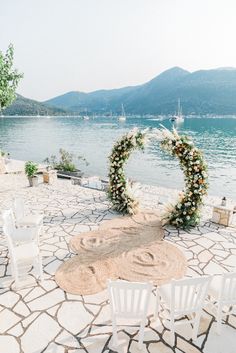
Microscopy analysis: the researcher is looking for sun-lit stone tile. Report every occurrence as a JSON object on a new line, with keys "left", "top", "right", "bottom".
{"left": 28, "top": 288, "right": 65, "bottom": 311}
{"left": 0, "top": 335, "right": 20, "bottom": 353}
{"left": 21, "top": 313, "right": 61, "bottom": 353}
{"left": 24, "top": 287, "right": 46, "bottom": 302}
{"left": 198, "top": 250, "right": 214, "bottom": 263}
{"left": 83, "top": 289, "right": 108, "bottom": 304}
{"left": 22, "top": 312, "right": 41, "bottom": 328}
{"left": 55, "top": 329, "right": 80, "bottom": 348}
{"left": 0, "top": 290, "right": 19, "bottom": 308}
{"left": 57, "top": 301, "right": 93, "bottom": 334}
{"left": 82, "top": 334, "right": 111, "bottom": 353}
{"left": 204, "top": 262, "right": 226, "bottom": 275}
{"left": 40, "top": 279, "right": 57, "bottom": 291}
{"left": 43, "top": 342, "right": 65, "bottom": 353}
{"left": 149, "top": 341, "right": 173, "bottom": 353}
{"left": 204, "top": 232, "right": 226, "bottom": 242}
{"left": 84, "top": 303, "right": 101, "bottom": 316}
{"left": 222, "top": 255, "right": 236, "bottom": 266}
{"left": 190, "top": 245, "right": 205, "bottom": 254}
{"left": 0, "top": 308, "right": 21, "bottom": 333}
{"left": 129, "top": 339, "right": 149, "bottom": 353}
{"left": 203, "top": 323, "right": 236, "bottom": 353}
{"left": 44, "top": 259, "right": 63, "bottom": 275}
{"left": 176, "top": 337, "right": 202, "bottom": 352}
{"left": 7, "top": 322, "right": 24, "bottom": 337}
{"left": 13, "top": 300, "right": 31, "bottom": 317}
{"left": 93, "top": 304, "right": 111, "bottom": 325}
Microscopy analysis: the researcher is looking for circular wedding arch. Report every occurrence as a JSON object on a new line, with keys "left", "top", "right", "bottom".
{"left": 108, "top": 127, "right": 208, "bottom": 229}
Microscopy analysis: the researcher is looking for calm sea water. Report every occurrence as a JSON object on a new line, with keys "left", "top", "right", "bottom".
{"left": 0, "top": 116, "right": 236, "bottom": 199}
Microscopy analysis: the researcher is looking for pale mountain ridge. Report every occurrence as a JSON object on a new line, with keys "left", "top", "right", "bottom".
{"left": 44, "top": 66, "right": 236, "bottom": 114}
{"left": 5, "top": 66, "right": 236, "bottom": 115}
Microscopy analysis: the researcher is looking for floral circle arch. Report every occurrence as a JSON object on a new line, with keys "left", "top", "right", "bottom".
{"left": 108, "top": 129, "right": 146, "bottom": 215}
{"left": 108, "top": 127, "right": 208, "bottom": 229}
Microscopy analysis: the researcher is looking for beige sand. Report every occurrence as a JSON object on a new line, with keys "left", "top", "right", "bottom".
{"left": 55, "top": 210, "right": 187, "bottom": 295}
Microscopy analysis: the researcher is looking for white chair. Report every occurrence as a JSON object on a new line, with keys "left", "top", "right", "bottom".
{"left": 13, "top": 198, "right": 44, "bottom": 234}
{"left": 108, "top": 280, "right": 152, "bottom": 350}
{"left": 208, "top": 272, "right": 236, "bottom": 334}
{"left": 156, "top": 276, "right": 211, "bottom": 343}
{"left": 2, "top": 210, "right": 43, "bottom": 287}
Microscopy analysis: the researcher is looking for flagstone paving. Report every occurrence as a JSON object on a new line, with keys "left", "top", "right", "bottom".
{"left": 0, "top": 174, "right": 235, "bottom": 353}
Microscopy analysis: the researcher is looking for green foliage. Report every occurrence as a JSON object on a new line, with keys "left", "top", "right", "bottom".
{"left": 0, "top": 44, "right": 23, "bottom": 111}
{"left": 4, "top": 94, "right": 67, "bottom": 116}
{"left": 0, "top": 149, "right": 6, "bottom": 157}
{"left": 108, "top": 129, "right": 145, "bottom": 215}
{"left": 160, "top": 128, "right": 208, "bottom": 229}
{"left": 44, "top": 148, "right": 88, "bottom": 172}
{"left": 25, "top": 161, "right": 38, "bottom": 177}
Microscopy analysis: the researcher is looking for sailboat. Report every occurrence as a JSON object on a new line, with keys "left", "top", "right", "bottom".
{"left": 83, "top": 108, "right": 90, "bottom": 120}
{"left": 118, "top": 104, "right": 126, "bottom": 121}
{"left": 45, "top": 110, "right": 51, "bottom": 119}
{"left": 170, "top": 99, "right": 184, "bottom": 122}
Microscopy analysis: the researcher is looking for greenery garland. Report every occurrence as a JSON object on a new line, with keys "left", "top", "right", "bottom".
{"left": 108, "top": 127, "right": 208, "bottom": 228}
{"left": 108, "top": 129, "right": 146, "bottom": 214}
{"left": 158, "top": 127, "right": 208, "bottom": 229}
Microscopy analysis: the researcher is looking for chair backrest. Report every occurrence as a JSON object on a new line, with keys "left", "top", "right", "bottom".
{"left": 2, "top": 209, "right": 16, "bottom": 257}
{"left": 2, "top": 209, "right": 16, "bottom": 238}
{"left": 171, "top": 276, "right": 211, "bottom": 314}
{"left": 108, "top": 280, "right": 152, "bottom": 319}
{"left": 219, "top": 272, "right": 236, "bottom": 305}
{"left": 13, "top": 198, "right": 25, "bottom": 222}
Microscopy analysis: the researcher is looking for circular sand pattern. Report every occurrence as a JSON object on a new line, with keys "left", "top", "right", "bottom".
{"left": 131, "top": 210, "right": 162, "bottom": 227}
{"left": 70, "top": 221, "right": 164, "bottom": 259}
{"left": 55, "top": 256, "right": 118, "bottom": 295}
{"left": 70, "top": 229, "right": 124, "bottom": 256}
{"left": 118, "top": 241, "right": 187, "bottom": 286}
{"left": 99, "top": 210, "right": 162, "bottom": 230}
{"left": 99, "top": 216, "right": 136, "bottom": 230}
{"left": 56, "top": 211, "right": 186, "bottom": 295}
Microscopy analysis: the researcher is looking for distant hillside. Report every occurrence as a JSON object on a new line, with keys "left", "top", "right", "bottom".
{"left": 3, "top": 94, "right": 67, "bottom": 116}
{"left": 44, "top": 67, "right": 236, "bottom": 115}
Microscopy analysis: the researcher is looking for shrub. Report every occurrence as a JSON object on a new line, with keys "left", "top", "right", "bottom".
{"left": 25, "top": 161, "right": 38, "bottom": 177}
{"left": 44, "top": 148, "right": 88, "bottom": 172}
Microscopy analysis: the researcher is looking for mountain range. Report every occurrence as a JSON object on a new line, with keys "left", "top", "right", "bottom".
{"left": 4, "top": 94, "right": 66, "bottom": 116}
{"left": 4, "top": 66, "right": 236, "bottom": 115}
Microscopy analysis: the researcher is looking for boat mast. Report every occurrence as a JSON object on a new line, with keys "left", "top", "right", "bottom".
{"left": 178, "top": 98, "right": 181, "bottom": 116}
{"left": 121, "top": 104, "right": 125, "bottom": 116}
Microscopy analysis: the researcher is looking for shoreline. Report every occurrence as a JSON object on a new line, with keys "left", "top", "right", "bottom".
{"left": 1, "top": 158, "right": 236, "bottom": 205}
{"left": 0, "top": 169, "right": 235, "bottom": 228}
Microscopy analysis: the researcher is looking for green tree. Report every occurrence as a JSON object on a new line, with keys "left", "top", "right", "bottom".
{"left": 0, "top": 44, "right": 23, "bottom": 112}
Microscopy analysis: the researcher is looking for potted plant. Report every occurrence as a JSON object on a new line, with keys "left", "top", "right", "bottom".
{"left": 44, "top": 149, "right": 88, "bottom": 179}
{"left": 25, "top": 161, "right": 38, "bottom": 187}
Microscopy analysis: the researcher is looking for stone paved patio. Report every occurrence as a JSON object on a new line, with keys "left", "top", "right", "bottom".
{"left": 0, "top": 174, "right": 236, "bottom": 353}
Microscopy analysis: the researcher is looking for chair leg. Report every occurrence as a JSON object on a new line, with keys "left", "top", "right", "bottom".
{"left": 38, "top": 255, "right": 44, "bottom": 282}
{"left": 170, "top": 315, "right": 175, "bottom": 346}
{"left": 216, "top": 304, "right": 223, "bottom": 335}
{"left": 138, "top": 319, "right": 145, "bottom": 350}
{"left": 111, "top": 317, "right": 118, "bottom": 348}
{"left": 13, "top": 263, "right": 20, "bottom": 288}
{"left": 154, "top": 289, "right": 160, "bottom": 320}
{"left": 192, "top": 311, "right": 201, "bottom": 341}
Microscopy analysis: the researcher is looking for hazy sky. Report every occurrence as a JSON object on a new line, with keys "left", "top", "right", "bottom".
{"left": 1, "top": 0, "right": 236, "bottom": 101}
